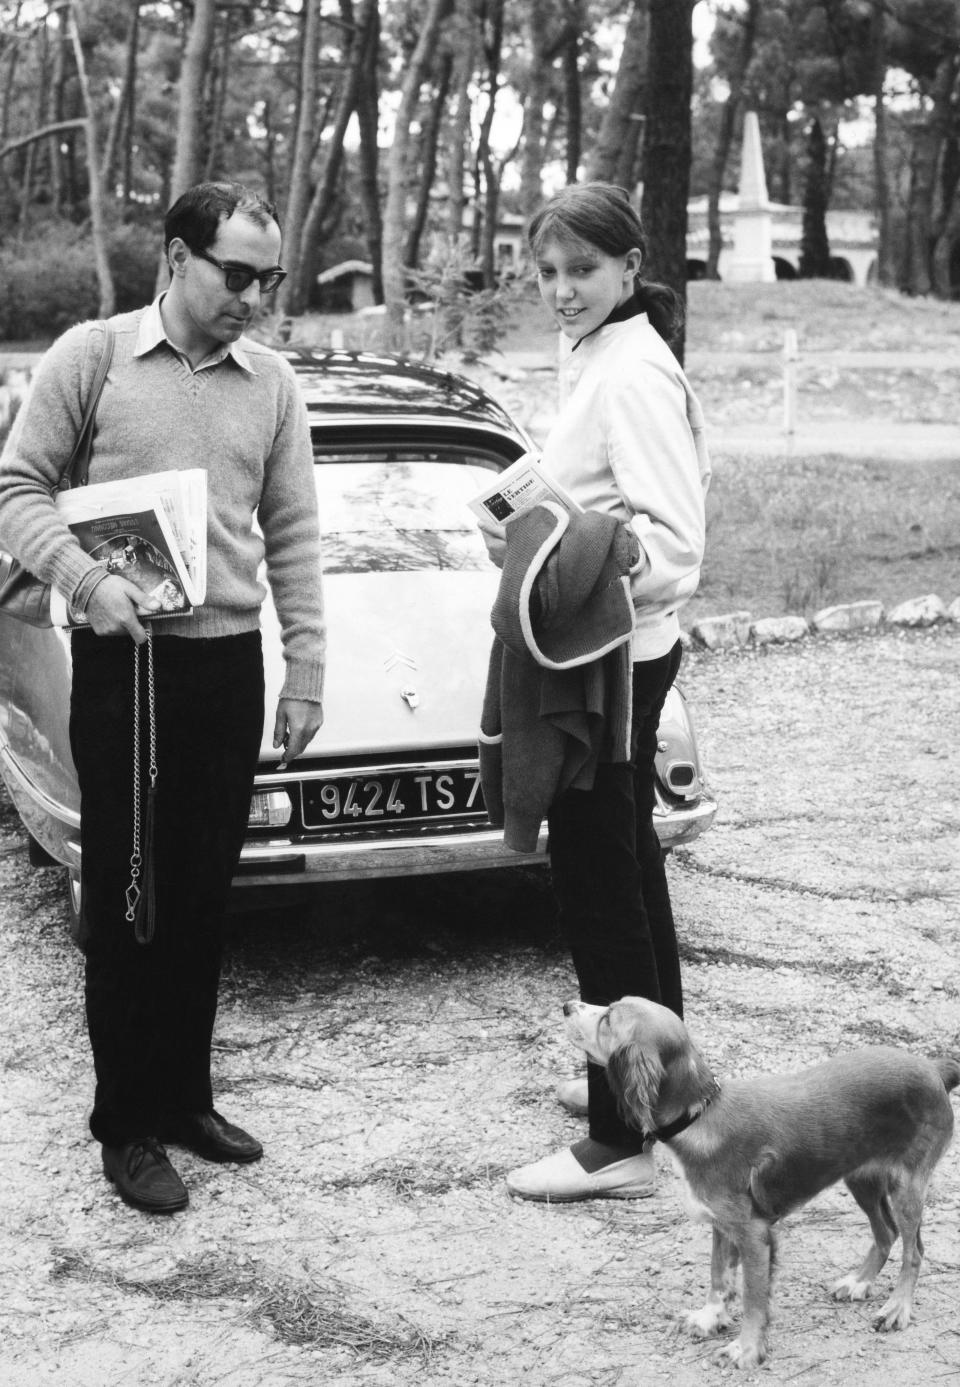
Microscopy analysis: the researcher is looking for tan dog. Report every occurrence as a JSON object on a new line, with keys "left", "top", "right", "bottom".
{"left": 563, "top": 995, "right": 960, "bottom": 1369}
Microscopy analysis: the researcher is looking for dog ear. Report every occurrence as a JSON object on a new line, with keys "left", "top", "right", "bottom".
{"left": 607, "top": 1041, "right": 664, "bottom": 1136}
{"left": 661, "top": 1040, "right": 719, "bottom": 1115}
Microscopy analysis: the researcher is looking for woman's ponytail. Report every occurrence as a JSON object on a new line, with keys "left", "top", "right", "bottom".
{"left": 634, "top": 279, "right": 685, "bottom": 346}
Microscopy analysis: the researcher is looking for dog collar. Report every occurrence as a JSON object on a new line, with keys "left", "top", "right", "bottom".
{"left": 647, "top": 1081, "right": 721, "bottom": 1144}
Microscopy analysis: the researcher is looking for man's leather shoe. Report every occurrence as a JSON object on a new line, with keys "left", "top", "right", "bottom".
{"left": 159, "top": 1109, "right": 263, "bottom": 1164}
{"left": 102, "top": 1138, "right": 188, "bottom": 1213}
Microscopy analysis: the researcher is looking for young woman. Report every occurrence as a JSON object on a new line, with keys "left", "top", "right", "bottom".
{"left": 482, "top": 181, "right": 711, "bottom": 1202}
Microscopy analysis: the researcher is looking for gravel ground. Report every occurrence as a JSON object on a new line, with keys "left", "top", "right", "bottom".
{"left": 1, "top": 624, "right": 959, "bottom": 1387}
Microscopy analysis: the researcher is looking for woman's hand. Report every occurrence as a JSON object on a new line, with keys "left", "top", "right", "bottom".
{"left": 477, "top": 515, "right": 507, "bottom": 569}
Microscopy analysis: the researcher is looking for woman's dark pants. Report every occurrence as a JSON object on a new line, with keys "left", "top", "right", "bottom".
{"left": 547, "top": 640, "right": 684, "bottom": 1149}
{"left": 69, "top": 630, "right": 264, "bottom": 1147}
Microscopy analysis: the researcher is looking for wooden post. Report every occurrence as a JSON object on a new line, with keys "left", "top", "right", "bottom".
{"left": 783, "top": 328, "right": 798, "bottom": 436}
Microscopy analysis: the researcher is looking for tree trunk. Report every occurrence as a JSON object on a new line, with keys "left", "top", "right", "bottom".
{"left": 47, "top": 9, "right": 65, "bottom": 213}
{"left": 298, "top": 0, "right": 379, "bottom": 308}
{"left": 405, "top": 52, "right": 454, "bottom": 270}
{"left": 0, "top": 4, "right": 22, "bottom": 149}
{"left": 17, "top": 15, "right": 54, "bottom": 231}
{"left": 102, "top": 1, "right": 141, "bottom": 198}
{"left": 518, "top": 0, "right": 551, "bottom": 216}
{"left": 930, "top": 58, "right": 960, "bottom": 298}
{"left": 168, "top": 0, "right": 216, "bottom": 200}
{"left": 204, "top": 7, "right": 234, "bottom": 181}
{"left": 585, "top": 0, "right": 649, "bottom": 189}
{"left": 871, "top": 4, "right": 895, "bottom": 285}
{"left": 562, "top": 21, "right": 581, "bottom": 183}
{"left": 799, "top": 116, "right": 831, "bottom": 278}
{"left": 474, "top": 0, "right": 505, "bottom": 280}
{"left": 931, "top": 151, "right": 960, "bottom": 297}
{"left": 277, "top": 0, "right": 323, "bottom": 317}
{"left": 772, "top": 111, "right": 792, "bottom": 205}
{"left": 65, "top": 3, "right": 114, "bottom": 317}
{"left": 445, "top": 0, "right": 479, "bottom": 239}
{"left": 260, "top": 96, "right": 278, "bottom": 207}
{"left": 158, "top": 0, "right": 216, "bottom": 294}
{"left": 641, "top": 0, "right": 695, "bottom": 362}
{"left": 706, "top": 0, "right": 760, "bottom": 279}
{"left": 355, "top": 1, "right": 383, "bottom": 303}
{"left": 120, "top": 1, "right": 140, "bottom": 206}
{"left": 900, "top": 55, "right": 954, "bottom": 296}
{"left": 382, "top": 0, "right": 452, "bottom": 349}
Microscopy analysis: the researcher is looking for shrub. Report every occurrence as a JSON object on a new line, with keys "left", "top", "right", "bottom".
{"left": 0, "top": 221, "right": 161, "bottom": 341}
{"left": 107, "top": 221, "right": 163, "bottom": 312}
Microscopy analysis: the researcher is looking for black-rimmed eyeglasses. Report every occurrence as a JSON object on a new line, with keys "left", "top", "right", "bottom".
{"left": 192, "top": 247, "right": 286, "bottom": 294}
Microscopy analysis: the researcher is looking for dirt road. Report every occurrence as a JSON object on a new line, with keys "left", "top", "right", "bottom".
{"left": 1, "top": 625, "right": 958, "bottom": 1386}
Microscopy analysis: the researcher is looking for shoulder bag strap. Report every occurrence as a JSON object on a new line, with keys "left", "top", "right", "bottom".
{"left": 58, "top": 320, "right": 115, "bottom": 492}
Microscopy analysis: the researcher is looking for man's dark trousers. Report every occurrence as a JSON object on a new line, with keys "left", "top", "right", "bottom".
{"left": 70, "top": 629, "right": 263, "bottom": 1146}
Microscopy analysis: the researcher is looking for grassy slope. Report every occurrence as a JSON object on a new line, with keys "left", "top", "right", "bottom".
{"left": 682, "top": 284, "right": 960, "bottom": 621}
{"left": 496, "top": 281, "right": 960, "bottom": 621}
{"left": 495, "top": 277, "right": 960, "bottom": 356}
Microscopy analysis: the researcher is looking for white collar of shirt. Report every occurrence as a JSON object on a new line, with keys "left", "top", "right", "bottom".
{"left": 135, "top": 295, "right": 256, "bottom": 375}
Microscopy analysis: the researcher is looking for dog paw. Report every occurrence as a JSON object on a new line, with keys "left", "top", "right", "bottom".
{"left": 685, "top": 1305, "right": 731, "bottom": 1339}
{"left": 714, "top": 1338, "right": 765, "bottom": 1370}
{"left": 832, "top": 1274, "right": 872, "bottom": 1303}
{"left": 873, "top": 1298, "right": 912, "bottom": 1333}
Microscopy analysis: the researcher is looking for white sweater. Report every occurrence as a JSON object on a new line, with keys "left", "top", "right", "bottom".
{"left": 540, "top": 312, "right": 711, "bottom": 661}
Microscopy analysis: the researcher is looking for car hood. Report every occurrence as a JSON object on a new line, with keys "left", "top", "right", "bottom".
{"left": 260, "top": 569, "right": 500, "bottom": 761}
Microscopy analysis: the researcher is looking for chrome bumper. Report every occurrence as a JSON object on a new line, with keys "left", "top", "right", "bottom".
{"left": 0, "top": 737, "right": 717, "bottom": 888}
{"left": 232, "top": 794, "right": 718, "bottom": 885}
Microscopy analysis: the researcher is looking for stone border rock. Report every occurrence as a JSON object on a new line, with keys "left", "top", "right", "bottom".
{"left": 687, "top": 592, "right": 960, "bottom": 652}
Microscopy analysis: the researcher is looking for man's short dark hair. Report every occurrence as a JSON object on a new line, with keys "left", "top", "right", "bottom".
{"left": 163, "top": 181, "right": 280, "bottom": 253}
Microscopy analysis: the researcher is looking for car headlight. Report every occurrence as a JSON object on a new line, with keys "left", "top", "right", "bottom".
{"left": 248, "top": 789, "right": 293, "bottom": 828}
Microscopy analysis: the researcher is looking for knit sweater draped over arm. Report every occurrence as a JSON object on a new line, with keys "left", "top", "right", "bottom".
{"left": 479, "top": 503, "right": 637, "bottom": 852}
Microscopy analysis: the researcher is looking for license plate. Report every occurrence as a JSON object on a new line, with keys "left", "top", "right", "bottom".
{"left": 300, "top": 766, "right": 484, "bottom": 830}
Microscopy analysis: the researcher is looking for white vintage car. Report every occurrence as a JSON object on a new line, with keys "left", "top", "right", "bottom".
{"left": 0, "top": 349, "right": 716, "bottom": 940}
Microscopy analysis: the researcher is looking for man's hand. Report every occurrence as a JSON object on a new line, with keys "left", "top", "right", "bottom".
{"left": 273, "top": 697, "right": 323, "bottom": 768}
{"left": 84, "top": 574, "right": 160, "bottom": 643}
{"left": 477, "top": 514, "right": 507, "bottom": 569}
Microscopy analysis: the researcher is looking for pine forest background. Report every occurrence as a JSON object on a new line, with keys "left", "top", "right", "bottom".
{"left": 1, "top": 0, "right": 959, "bottom": 354}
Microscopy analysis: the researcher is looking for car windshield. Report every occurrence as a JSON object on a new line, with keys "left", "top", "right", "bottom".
{"left": 314, "top": 449, "right": 504, "bottom": 574}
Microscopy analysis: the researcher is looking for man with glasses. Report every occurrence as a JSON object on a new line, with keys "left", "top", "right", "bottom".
{"left": 0, "top": 181, "right": 325, "bottom": 1214}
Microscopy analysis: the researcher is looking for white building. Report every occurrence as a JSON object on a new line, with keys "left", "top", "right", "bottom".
{"left": 685, "top": 111, "right": 878, "bottom": 286}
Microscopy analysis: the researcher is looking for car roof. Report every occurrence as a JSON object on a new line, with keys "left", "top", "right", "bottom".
{"left": 284, "top": 347, "right": 527, "bottom": 441}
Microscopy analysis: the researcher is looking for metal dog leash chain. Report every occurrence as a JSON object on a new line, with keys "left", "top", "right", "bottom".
{"left": 125, "top": 627, "right": 156, "bottom": 922}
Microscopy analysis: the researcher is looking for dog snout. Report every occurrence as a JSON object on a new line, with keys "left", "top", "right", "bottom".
{"left": 563, "top": 998, "right": 582, "bottom": 1018}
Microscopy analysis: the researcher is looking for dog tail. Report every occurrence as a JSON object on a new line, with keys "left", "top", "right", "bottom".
{"left": 935, "top": 1056, "right": 960, "bottom": 1094}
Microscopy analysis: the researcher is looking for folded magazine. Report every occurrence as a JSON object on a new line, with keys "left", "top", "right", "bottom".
{"left": 51, "top": 469, "right": 207, "bottom": 626}
{"left": 469, "top": 453, "right": 582, "bottom": 530}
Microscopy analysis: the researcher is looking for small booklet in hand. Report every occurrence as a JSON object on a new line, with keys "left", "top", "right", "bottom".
{"left": 468, "top": 452, "right": 582, "bottom": 531}
{"left": 52, "top": 469, "right": 207, "bottom": 626}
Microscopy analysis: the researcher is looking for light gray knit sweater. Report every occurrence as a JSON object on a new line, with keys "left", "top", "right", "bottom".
{"left": 0, "top": 310, "right": 325, "bottom": 703}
